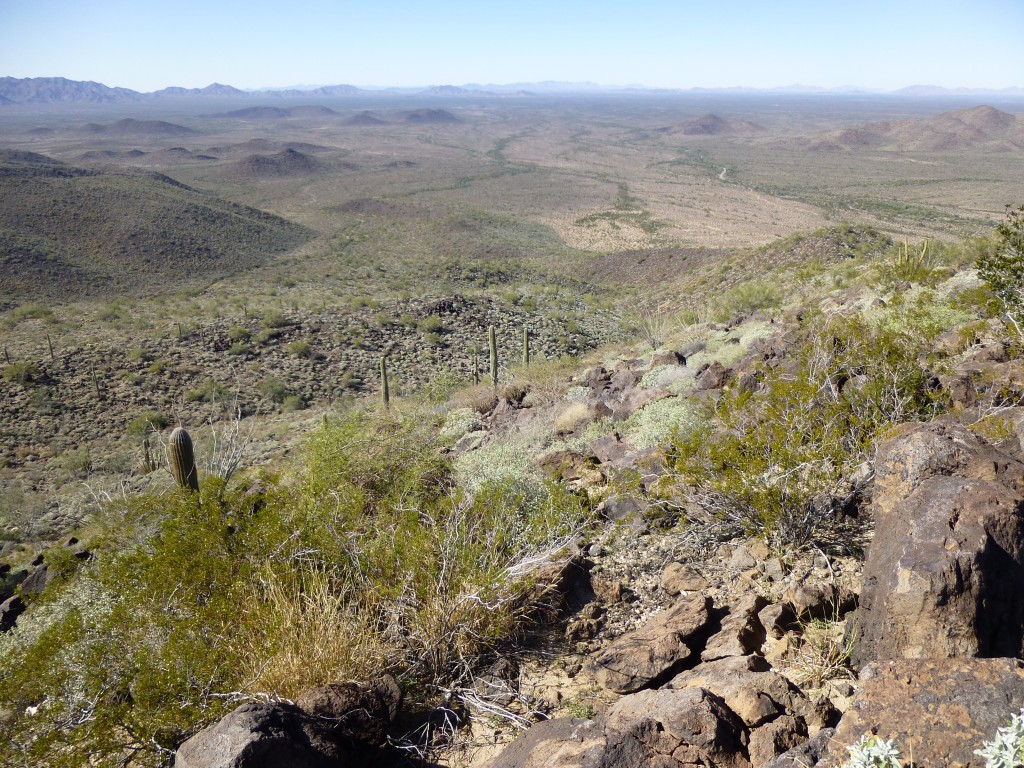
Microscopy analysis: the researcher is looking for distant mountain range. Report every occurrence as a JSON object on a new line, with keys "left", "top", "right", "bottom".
{"left": 1, "top": 76, "right": 1023, "bottom": 105}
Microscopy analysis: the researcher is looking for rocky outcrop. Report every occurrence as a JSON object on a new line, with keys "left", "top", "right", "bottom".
{"left": 175, "top": 675, "right": 401, "bottom": 768}
{"left": 856, "top": 422, "right": 1024, "bottom": 662}
{"left": 589, "top": 592, "right": 712, "bottom": 693}
{"left": 820, "top": 658, "right": 1024, "bottom": 768}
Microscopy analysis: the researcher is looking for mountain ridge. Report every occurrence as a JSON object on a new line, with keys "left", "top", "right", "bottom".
{"left": 3, "top": 76, "right": 1023, "bottom": 104}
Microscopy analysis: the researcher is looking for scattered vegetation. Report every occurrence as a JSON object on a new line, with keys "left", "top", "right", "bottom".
{"left": 977, "top": 204, "right": 1024, "bottom": 339}
{"left": 0, "top": 407, "right": 590, "bottom": 764}
{"left": 670, "top": 315, "right": 944, "bottom": 545}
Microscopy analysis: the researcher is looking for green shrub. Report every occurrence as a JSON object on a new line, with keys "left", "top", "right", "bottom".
{"left": 977, "top": 204, "right": 1024, "bottom": 339}
{"left": 417, "top": 315, "right": 443, "bottom": 333}
{"left": 185, "top": 379, "right": 230, "bottom": 403}
{"left": 843, "top": 735, "right": 902, "bottom": 768}
{"left": 281, "top": 394, "right": 305, "bottom": 411}
{"left": 0, "top": 405, "right": 592, "bottom": 765}
{"left": 714, "top": 281, "right": 781, "bottom": 321}
{"left": 226, "top": 325, "right": 250, "bottom": 343}
{"left": 670, "top": 315, "right": 943, "bottom": 545}
{"left": 257, "top": 377, "right": 290, "bottom": 404}
{"left": 261, "top": 310, "right": 289, "bottom": 329}
{"left": 2, "top": 361, "right": 41, "bottom": 386}
{"left": 287, "top": 340, "right": 313, "bottom": 358}
{"left": 976, "top": 708, "right": 1024, "bottom": 768}
{"left": 3, "top": 304, "right": 57, "bottom": 328}
{"left": 127, "top": 410, "right": 169, "bottom": 438}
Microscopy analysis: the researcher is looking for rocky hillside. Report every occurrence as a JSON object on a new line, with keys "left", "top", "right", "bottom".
{"left": 3, "top": 217, "right": 1024, "bottom": 767}
{"left": 0, "top": 152, "right": 314, "bottom": 302}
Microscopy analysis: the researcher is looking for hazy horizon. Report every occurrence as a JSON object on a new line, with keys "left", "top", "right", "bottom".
{"left": 2, "top": 0, "right": 1022, "bottom": 94}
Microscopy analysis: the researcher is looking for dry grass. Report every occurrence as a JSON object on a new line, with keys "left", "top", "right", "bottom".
{"left": 245, "top": 566, "right": 390, "bottom": 698}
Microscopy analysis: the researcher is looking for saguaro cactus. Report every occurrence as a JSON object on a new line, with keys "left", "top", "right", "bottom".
{"left": 380, "top": 356, "right": 390, "bottom": 407}
{"left": 168, "top": 427, "right": 200, "bottom": 493}
{"left": 522, "top": 327, "right": 531, "bottom": 367}
{"left": 489, "top": 325, "right": 498, "bottom": 387}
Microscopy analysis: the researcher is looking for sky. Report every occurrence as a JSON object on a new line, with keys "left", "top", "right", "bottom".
{"left": 1, "top": 0, "right": 1022, "bottom": 93}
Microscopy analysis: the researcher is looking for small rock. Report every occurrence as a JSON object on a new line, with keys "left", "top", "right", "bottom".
{"left": 565, "top": 618, "right": 600, "bottom": 642}
{"left": 729, "top": 545, "right": 757, "bottom": 570}
{"left": 660, "top": 562, "right": 709, "bottom": 595}
{"left": 758, "top": 602, "right": 796, "bottom": 640}
{"left": 748, "top": 715, "right": 807, "bottom": 768}
{"left": 597, "top": 495, "right": 642, "bottom": 523}
{"left": 783, "top": 580, "right": 856, "bottom": 622}
{"left": 592, "top": 576, "right": 623, "bottom": 604}
{"left": 764, "top": 558, "right": 787, "bottom": 582}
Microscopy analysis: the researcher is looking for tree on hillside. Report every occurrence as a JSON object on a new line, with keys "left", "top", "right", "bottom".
{"left": 977, "top": 204, "right": 1024, "bottom": 338}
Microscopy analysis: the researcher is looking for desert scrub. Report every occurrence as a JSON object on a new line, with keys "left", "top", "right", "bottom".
{"left": 843, "top": 735, "right": 902, "bottom": 768}
{"left": 440, "top": 407, "right": 482, "bottom": 441}
{"left": 453, "top": 418, "right": 550, "bottom": 501}
{"left": 2, "top": 360, "right": 41, "bottom": 385}
{"left": 185, "top": 378, "right": 230, "bottom": 403}
{"left": 713, "top": 280, "right": 781, "bottom": 322}
{"left": 976, "top": 708, "right": 1024, "bottom": 768}
{"left": 126, "top": 410, "right": 169, "bottom": 438}
{"left": 623, "top": 396, "right": 703, "bottom": 450}
{"left": 976, "top": 204, "right": 1024, "bottom": 339}
{"left": 670, "top": 314, "right": 944, "bottom": 545}
{"left": 0, "top": 409, "right": 591, "bottom": 765}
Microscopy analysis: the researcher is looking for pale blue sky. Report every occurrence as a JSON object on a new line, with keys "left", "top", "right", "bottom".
{"left": 1, "top": 0, "right": 1021, "bottom": 92}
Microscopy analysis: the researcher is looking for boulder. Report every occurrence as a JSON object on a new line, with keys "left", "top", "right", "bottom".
{"left": 696, "top": 362, "right": 733, "bottom": 391}
{"left": 609, "top": 388, "right": 671, "bottom": 422}
{"left": 859, "top": 474, "right": 1024, "bottom": 661}
{"left": 591, "top": 593, "right": 712, "bottom": 693}
{"left": 174, "top": 701, "right": 346, "bottom": 768}
{"left": 19, "top": 564, "right": 56, "bottom": 597}
{"left": 820, "top": 658, "right": 1024, "bottom": 768}
{"left": 294, "top": 675, "right": 401, "bottom": 746}
{"left": 747, "top": 716, "right": 807, "bottom": 768}
{"left": 667, "top": 655, "right": 835, "bottom": 734}
{"left": 649, "top": 350, "right": 687, "bottom": 368}
{"left": 782, "top": 580, "right": 856, "bottom": 622}
{"left": 857, "top": 423, "right": 1024, "bottom": 664}
{"left": 0, "top": 595, "right": 25, "bottom": 632}
{"left": 762, "top": 728, "right": 834, "bottom": 768}
{"left": 604, "top": 687, "right": 750, "bottom": 768}
{"left": 757, "top": 603, "right": 795, "bottom": 640}
{"left": 701, "top": 594, "right": 768, "bottom": 662}
{"left": 871, "top": 421, "right": 1024, "bottom": 520}
{"left": 176, "top": 676, "right": 401, "bottom": 768}
{"left": 485, "top": 717, "right": 602, "bottom": 768}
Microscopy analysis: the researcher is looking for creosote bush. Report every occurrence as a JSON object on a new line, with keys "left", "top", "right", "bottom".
{"left": 670, "top": 314, "right": 944, "bottom": 546}
{"left": 0, "top": 406, "right": 589, "bottom": 766}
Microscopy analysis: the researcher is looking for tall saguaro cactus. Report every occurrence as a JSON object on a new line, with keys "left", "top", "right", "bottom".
{"left": 380, "top": 356, "right": 390, "bottom": 407}
{"left": 168, "top": 427, "right": 200, "bottom": 493}
{"left": 488, "top": 325, "right": 498, "bottom": 387}
{"left": 522, "top": 327, "right": 531, "bottom": 367}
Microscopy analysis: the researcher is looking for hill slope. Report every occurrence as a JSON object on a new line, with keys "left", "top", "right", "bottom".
{"left": 0, "top": 153, "right": 314, "bottom": 301}
{"left": 806, "top": 105, "right": 1024, "bottom": 151}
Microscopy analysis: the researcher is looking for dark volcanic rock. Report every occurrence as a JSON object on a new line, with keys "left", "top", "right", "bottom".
{"left": 856, "top": 422, "right": 1024, "bottom": 663}
{"left": 821, "top": 658, "right": 1024, "bottom": 768}
{"left": 176, "top": 676, "right": 401, "bottom": 768}
{"left": 174, "top": 701, "right": 346, "bottom": 768}
{"left": 590, "top": 592, "right": 712, "bottom": 693}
